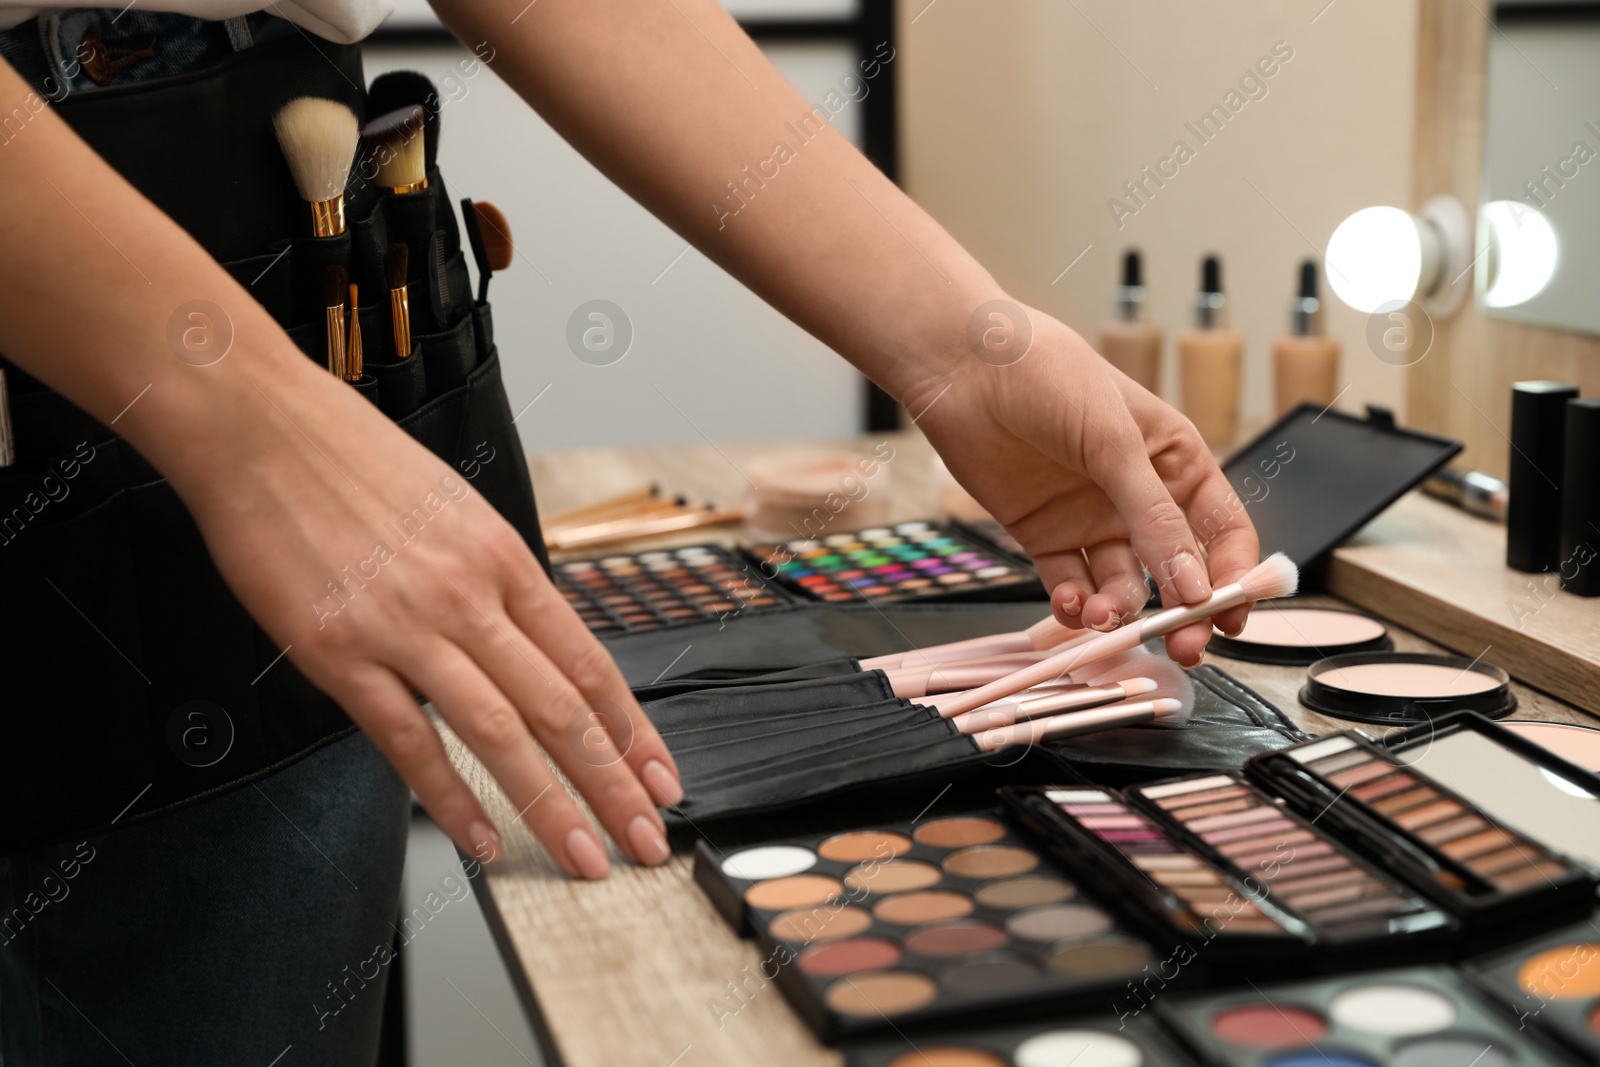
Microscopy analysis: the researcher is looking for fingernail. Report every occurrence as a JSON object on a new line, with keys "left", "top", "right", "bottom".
{"left": 468, "top": 820, "right": 502, "bottom": 862}
{"left": 564, "top": 827, "right": 610, "bottom": 880}
{"left": 1057, "top": 593, "right": 1082, "bottom": 616}
{"left": 1091, "top": 610, "right": 1123, "bottom": 633}
{"left": 627, "top": 814, "right": 671, "bottom": 866}
{"left": 642, "top": 759, "right": 684, "bottom": 807}
{"left": 1171, "top": 550, "right": 1212, "bottom": 604}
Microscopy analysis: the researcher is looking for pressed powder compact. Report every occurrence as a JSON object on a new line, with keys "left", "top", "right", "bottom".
{"left": 1160, "top": 966, "right": 1574, "bottom": 1067}
{"left": 694, "top": 814, "right": 1161, "bottom": 1040}
{"left": 1208, "top": 607, "right": 1391, "bottom": 666}
{"left": 1467, "top": 920, "right": 1600, "bottom": 1064}
{"left": 1299, "top": 651, "right": 1515, "bottom": 723}
{"left": 1246, "top": 717, "right": 1598, "bottom": 942}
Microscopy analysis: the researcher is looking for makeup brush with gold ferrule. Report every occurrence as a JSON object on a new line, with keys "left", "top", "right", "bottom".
{"left": 324, "top": 265, "right": 348, "bottom": 378}
{"left": 386, "top": 243, "right": 411, "bottom": 360}
{"left": 273, "top": 97, "right": 360, "bottom": 238}
{"left": 345, "top": 283, "right": 363, "bottom": 381}
{"left": 362, "top": 105, "right": 428, "bottom": 195}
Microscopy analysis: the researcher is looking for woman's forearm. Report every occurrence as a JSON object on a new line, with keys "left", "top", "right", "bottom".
{"left": 429, "top": 0, "right": 999, "bottom": 406}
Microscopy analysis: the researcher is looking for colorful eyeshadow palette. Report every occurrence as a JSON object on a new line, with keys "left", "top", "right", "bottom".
{"left": 1002, "top": 780, "right": 1452, "bottom": 967}
{"left": 1161, "top": 966, "right": 1574, "bottom": 1067}
{"left": 1466, "top": 920, "right": 1600, "bottom": 1064}
{"left": 1247, "top": 728, "right": 1598, "bottom": 939}
{"left": 844, "top": 1013, "right": 1199, "bottom": 1067}
{"left": 692, "top": 814, "right": 1162, "bottom": 1040}
{"left": 746, "top": 520, "right": 1044, "bottom": 605}
{"left": 554, "top": 545, "right": 798, "bottom": 635}
{"left": 951, "top": 518, "right": 1030, "bottom": 561}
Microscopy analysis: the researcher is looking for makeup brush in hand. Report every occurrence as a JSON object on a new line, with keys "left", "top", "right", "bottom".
{"left": 323, "top": 265, "right": 348, "bottom": 378}
{"left": 273, "top": 97, "right": 359, "bottom": 237}
{"left": 939, "top": 554, "right": 1299, "bottom": 716}
{"left": 386, "top": 243, "right": 411, "bottom": 360}
{"left": 943, "top": 650, "right": 1194, "bottom": 732}
{"left": 362, "top": 104, "right": 428, "bottom": 194}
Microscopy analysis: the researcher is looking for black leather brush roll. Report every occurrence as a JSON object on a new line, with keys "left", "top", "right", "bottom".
{"left": 603, "top": 601, "right": 1057, "bottom": 690}
{"left": 650, "top": 664, "right": 1307, "bottom": 834}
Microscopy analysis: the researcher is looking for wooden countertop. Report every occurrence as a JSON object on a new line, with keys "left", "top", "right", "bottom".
{"left": 446, "top": 430, "right": 1598, "bottom": 1067}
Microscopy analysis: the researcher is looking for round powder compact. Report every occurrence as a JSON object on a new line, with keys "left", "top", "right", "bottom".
{"left": 1210, "top": 607, "right": 1392, "bottom": 666}
{"left": 1300, "top": 652, "right": 1515, "bottom": 725}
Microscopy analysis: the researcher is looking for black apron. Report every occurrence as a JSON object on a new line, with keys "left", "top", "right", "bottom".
{"left": 0, "top": 31, "right": 548, "bottom": 849}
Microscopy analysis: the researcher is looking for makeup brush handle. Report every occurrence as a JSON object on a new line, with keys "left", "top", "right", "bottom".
{"left": 954, "top": 681, "right": 1132, "bottom": 733}
{"left": 860, "top": 631, "right": 1035, "bottom": 671}
{"left": 974, "top": 699, "right": 1176, "bottom": 752}
{"left": 891, "top": 661, "right": 1038, "bottom": 699}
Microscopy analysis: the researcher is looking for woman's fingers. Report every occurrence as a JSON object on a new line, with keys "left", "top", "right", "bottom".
{"left": 1081, "top": 540, "right": 1151, "bottom": 632}
{"left": 328, "top": 664, "right": 503, "bottom": 864}
{"left": 1181, "top": 465, "right": 1262, "bottom": 638}
{"left": 1037, "top": 548, "right": 1095, "bottom": 629}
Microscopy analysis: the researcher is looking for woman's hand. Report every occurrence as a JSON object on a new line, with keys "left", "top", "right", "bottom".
{"left": 910, "top": 304, "right": 1260, "bottom": 667}
{"left": 168, "top": 355, "right": 683, "bottom": 880}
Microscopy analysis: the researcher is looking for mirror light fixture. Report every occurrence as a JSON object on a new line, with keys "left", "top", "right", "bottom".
{"left": 1324, "top": 195, "right": 1472, "bottom": 318}
{"left": 1479, "top": 200, "right": 1559, "bottom": 310}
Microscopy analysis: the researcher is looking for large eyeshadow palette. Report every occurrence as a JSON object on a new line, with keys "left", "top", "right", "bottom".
{"left": 554, "top": 545, "right": 798, "bottom": 635}
{"left": 1002, "top": 780, "right": 1452, "bottom": 967}
{"left": 1466, "top": 920, "right": 1600, "bottom": 1064}
{"left": 693, "top": 814, "right": 1164, "bottom": 1040}
{"left": 1160, "top": 965, "right": 1574, "bottom": 1067}
{"left": 746, "top": 520, "right": 1044, "bottom": 604}
{"left": 844, "top": 1013, "right": 1199, "bottom": 1067}
{"left": 1247, "top": 731, "right": 1598, "bottom": 937}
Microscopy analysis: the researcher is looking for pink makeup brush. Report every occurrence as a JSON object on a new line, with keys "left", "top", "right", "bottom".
{"left": 945, "top": 649, "right": 1194, "bottom": 731}
{"left": 860, "top": 614, "right": 1082, "bottom": 671}
{"left": 969, "top": 697, "right": 1186, "bottom": 752}
{"left": 886, "top": 650, "right": 1055, "bottom": 698}
{"left": 938, "top": 554, "right": 1299, "bottom": 717}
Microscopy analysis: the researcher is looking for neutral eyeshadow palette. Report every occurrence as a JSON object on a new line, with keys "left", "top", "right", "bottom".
{"left": 746, "top": 520, "right": 1044, "bottom": 605}
{"left": 1002, "top": 779, "right": 1452, "bottom": 968}
{"left": 843, "top": 1013, "right": 1200, "bottom": 1067}
{"left": 1466, "top": 920, "right": 1600, "bottom": 1064}
{"left": 693, "top": 814, "right": 1164, "bottom": 1040}
{"left": 1159, "top": 965, "right": 1575, "bottom": 1067}
{"left": 554, "top": 544, "right": 798, "bottom": 635}
{"left": 1246, "top": 729, "right": 1597, "bottom": 939}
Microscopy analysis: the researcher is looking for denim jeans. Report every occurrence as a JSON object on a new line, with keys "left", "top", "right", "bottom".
{"left": 0, "top": 732, "right": 410, "bottom": 1065}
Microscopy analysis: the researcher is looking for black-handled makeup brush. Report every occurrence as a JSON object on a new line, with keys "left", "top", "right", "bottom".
{"left": 273, "top": 97, "right": 359, "bottom": 237}
{"left": 472, "top": 201, "right": 513, "bottom": 303}
{"left": 461, "top": 197, "right": 490, "bottom": 304}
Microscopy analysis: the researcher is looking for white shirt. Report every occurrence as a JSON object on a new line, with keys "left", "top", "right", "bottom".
{"left": 0, "top": 0, "right": 394, "bottom": 45}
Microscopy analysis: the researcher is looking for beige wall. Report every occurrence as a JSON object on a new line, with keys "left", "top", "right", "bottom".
{"left": 898, "top": 0, "right": 1420, "bottom": 437}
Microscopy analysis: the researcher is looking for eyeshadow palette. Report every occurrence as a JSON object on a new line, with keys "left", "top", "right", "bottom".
{"left": 1247, "top": 728, "right": 1597, "bottom": 939}
{"left": 554, "top": 545, "right": 797, "bottom": 635}
{"left": 1466, "top": 921, "right": 1600, "bottom": 1063}
{"left": 1002, "top": 780, "right": 1452, "bottom": 968}
{"left": 1161, "top": 965, "right": 1573, "bottom": 1067}
{"left": 746, "top": 520, "right": 1044, "bottom": 605}
{"left": 693, "top": 814, "right": 1163, "bottom": 1040}
{"left": 951, "top": 518, "right": 1030, "bottom": 560}
{"left": 844, "top": 1014, "right": 1200, "bottom": 1067}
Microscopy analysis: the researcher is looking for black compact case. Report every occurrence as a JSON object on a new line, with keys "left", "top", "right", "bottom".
{"left": 1246, "top": 715, "right": 1600, "bottom": 945}
{"left": 1465, "top": 917, "right": 1600, "bottom": 1064}
{"left": 1160, "top": 965, "right": 1575, "bottom": 1067}
{"left": 693, "top": 813, "right": 1173, "bottom": 1041}
{"left": 844, "top": 1013, "right": 1200, "bottom": 1067}
{"left": 1001, "top": 777, "right": 1454, "bottom": 971}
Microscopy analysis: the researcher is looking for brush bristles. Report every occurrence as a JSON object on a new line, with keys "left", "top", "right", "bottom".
{"left": 364, "top": 105, "right": 428, "bottom": 191}
{"left": 274, "top": 98, "right": 359, "bottom": 206}
{"left": 385, "top": 243, "right": 409, "bottom": 292}
{"left": 1238, "top": 552, "right": 1300, "bottom": 602}
{"left": 1075, "top": 650, "right": 1193, "bottom": 727}
{"left": 474, "top": 202, "right": 514, "bottom": 272}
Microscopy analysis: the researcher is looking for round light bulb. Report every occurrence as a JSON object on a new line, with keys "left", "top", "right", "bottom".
{"left": 1482, "top": 200, "right": 1558, "bottom": 309}
{"left": 1324, "top": 206, "right": 1425, "bottom": 314}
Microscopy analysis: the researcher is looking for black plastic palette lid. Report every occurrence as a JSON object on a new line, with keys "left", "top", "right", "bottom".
{"left": 1209, "top": 606, "right": 1393, "bottom": 666}
{"left": 1300, "top": 651, "right": 1515, "bottom": 724}
{"left": 1223, "top": 404, "right": 1461, "bottom": 573}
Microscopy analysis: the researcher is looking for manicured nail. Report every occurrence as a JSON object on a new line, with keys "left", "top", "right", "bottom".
{"left": 468, "top": 820, "right": 502, "bottom": 862}
{"left": 565, "top": 827, "right": 610, "bottom": 880}
{"left": 642, "top": 759, "right": 684, "bottom": 807}
{"left": 1057, "top": 592, "right": 1082, "bottom": 617}
{"left": 627, "top": 814, "right": 671, "bottom": 866}
{"left": 1171, "top": 550, "right": 1212, "bottom": 604}
{"left": 1092, "top": 610, "right": 1123, "bottom": 633}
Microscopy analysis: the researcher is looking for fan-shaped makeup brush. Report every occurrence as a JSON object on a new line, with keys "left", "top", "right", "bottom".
{"left": 273, "top": 97, "right": 359, "bottom": 237}
{"left": 938, "top": 554, "right": 1299, "bottom": 717}
{"left": 861, "top": 614, "right": 1079, "bottom": 671}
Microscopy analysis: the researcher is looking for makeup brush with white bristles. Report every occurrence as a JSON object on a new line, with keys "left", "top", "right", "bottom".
{"left": 273, "top": 97, "right": 360, "bottom": 238}
{"left": 939, "top": 554, "right": 1299, "bottom": 716}
{"left": 970, "top": 697, "right": 1188, "bottom": 752}
{"left": 944, "top": 650, "right": 1194, "bottom": 734}
{"left": 362, "top": 104, "right": 428, "bottom": 194}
